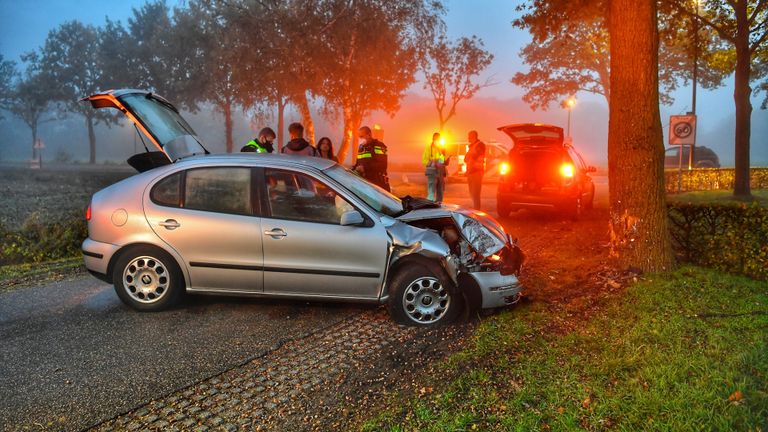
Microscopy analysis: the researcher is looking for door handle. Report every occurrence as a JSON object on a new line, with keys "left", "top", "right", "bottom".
{"left": 264, "top": 228, "right": 287, "bottom": 238}
{"left": 158, "top": 219, "right": 180, "bottom": 230}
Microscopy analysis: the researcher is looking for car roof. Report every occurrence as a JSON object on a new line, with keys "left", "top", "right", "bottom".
{"left": 173, "top": 153, "right": 337, "bottom": 171}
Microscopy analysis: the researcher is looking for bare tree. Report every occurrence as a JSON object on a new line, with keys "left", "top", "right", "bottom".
{"left": 421, "top": 34, "right": 494, "bottom": 130}
{"left": 5, "top": 53, "right": 53, "bottom": 160}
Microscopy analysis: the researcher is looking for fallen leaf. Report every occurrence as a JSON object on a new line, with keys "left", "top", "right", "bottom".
{"left": 728, "top": 390, "right": 742, "bottom": 402}
{"left": 582, "top": 396, "right": 592, "bottom": 408}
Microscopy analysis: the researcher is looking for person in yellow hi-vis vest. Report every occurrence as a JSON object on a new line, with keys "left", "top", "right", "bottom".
{"left": 423, "top": 132, "right": 448, "bottom": 202}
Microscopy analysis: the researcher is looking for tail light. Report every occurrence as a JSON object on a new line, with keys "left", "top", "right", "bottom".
{"left": 560, "top": 163, "right": 575, "bottom": 178}
{"left": 85, "top": 203, "right": 92, "bottom": 221}
{"left": 499, "top": 162, "right": 511, "bottom": 175}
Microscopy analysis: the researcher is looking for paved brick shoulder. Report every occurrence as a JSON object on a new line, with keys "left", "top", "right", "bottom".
{"left": 91, "top": 309, "right": 418, "bottom": 431}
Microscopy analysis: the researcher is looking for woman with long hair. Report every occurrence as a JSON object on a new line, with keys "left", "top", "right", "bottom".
{"left": 316, "top": 136, "right": 338, "bottom": 162}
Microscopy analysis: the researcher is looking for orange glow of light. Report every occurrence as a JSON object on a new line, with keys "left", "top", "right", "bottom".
{"left": 565, "top": 97, "right": 577, "bottom": 108}
{"left": 499, "top": 162, "right": 511, "bottom": 175}
{"left": 490, "top": 254, "right": 501, "bottom": 261}
{"left": 438, "top": 137, "right": 446, "bottom": 146}
{"left": 560, "top": 163, "right": 575, "bottom": 178}
{"left": 85, "top": 203, "right": 91, "bottom": 221}
{"left": 373, "top": 124, "right": 382, "bottom": 130}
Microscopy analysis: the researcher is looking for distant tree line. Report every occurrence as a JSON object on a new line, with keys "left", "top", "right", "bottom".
{"left": 0, "top": 0, "right": 493, "bottom": 164}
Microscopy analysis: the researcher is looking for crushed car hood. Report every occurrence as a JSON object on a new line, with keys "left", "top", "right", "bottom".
{"left": 396, "top": 205, "right": 508, "bottom": 257}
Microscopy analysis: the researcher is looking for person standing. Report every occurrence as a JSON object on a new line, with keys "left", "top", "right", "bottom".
{"left": 423, "top": 132, "right": 447, "bottom": 202}
{"left": 465, "top": 130, "right": 486, "bottom": 209}
{"left": 354, "top": 126, "right": 390, "bottom": 191}
{"left": 317, "top": 137, "right": 338, "bottom": 162}
{"left": 281, "top": 123, "right": 318, "bottom": 156}
{"left": 241, "top": 127, "right": 276, "bottom": 153}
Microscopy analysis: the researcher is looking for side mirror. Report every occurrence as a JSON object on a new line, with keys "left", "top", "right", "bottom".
{"left": 586, "top": 166, "right": 597, "bottom": 173}
{"left": 340, "top": 210, "right": 365, "bottom": 226}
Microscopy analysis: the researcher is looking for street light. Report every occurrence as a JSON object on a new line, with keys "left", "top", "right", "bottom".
{"left": 565, "top": 97, "right": 576, "bottom": 139}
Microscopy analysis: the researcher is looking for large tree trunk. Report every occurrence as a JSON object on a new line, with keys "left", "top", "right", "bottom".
{"left": 607, "top": 0, "right": 674, "bottom": 272}
{"left": 223, "top": 102, "right": 234, "bottom": 153}
{"left": 732, "top": 2, "right": 752, "bottom": 198}
{"left": 276, "top": 97, "right": 286, "bottom": 151}
{"left": 87, "top": 115, "right": 96, "bottom": 164}
{"left": 294, "top": 92, "right": 315, "bottom": 145}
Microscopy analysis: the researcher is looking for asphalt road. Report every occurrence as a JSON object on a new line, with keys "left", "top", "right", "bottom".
{"left": 0, "top": 277, "right": 368, "bottom": 431}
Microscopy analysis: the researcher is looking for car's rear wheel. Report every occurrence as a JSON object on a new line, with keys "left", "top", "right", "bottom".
{"left": 388, "top": 264, "right": 460, "bottom": 326}
{"left": 112, "top": 245, "right": 184, "bottom": 312}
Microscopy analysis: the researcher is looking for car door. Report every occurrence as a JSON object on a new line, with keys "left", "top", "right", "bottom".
{"left": 143, "top": 166, "right": 264, "bottom": 292}
{"left": 259, "top": 167, "right": 388, "bottom": 299}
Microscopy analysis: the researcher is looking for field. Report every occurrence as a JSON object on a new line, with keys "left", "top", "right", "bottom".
{"left": 0, "top": 164, "right": 133, "bottom": 229}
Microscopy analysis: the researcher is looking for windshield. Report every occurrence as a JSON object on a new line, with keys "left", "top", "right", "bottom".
{"left": 119, "top": 93, "right": 207, "bottom": 161}
{"left": 325, "top": 165, "right": 402, "bottom": 217}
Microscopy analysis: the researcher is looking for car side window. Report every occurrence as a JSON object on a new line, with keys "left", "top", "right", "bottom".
{"left": 264, "top": 169, "right": 354, "bottom": 224}
{"left": 151, "top": 172, "right": 182, "bottom": 207}
{"left": 184, "top": 167, "right": 252, "bottom": 215}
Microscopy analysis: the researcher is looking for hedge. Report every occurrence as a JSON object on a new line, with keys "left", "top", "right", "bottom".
{"left": 665, "top": 167, "right": 768, "bottom": 193}
{"left": 668, "top": 202, "right": 768, "bottom": 280}
{"left": 0, "top": 212, "right": 87, "bottom": 266}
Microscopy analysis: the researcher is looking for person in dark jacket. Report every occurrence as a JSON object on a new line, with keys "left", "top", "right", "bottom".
{"left": 465, "top": 130, "right": 486, "bottom": 209}
{"left": 281, "top": 123, "right": 318, "bottom": 156}
{"left": 241, "top": 127, "right": 276, "bottom": 153}
{"left": 317, "top": 137, "right": 338, "bottom": 162}
{"left": 353, "top": 126, "right": 390, "bottom": 191}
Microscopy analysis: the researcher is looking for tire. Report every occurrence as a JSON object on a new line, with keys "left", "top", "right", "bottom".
{"left": 388, "top": 264, "right": 461, "bottom": 326}
{"left": 112, "top": 245, "right": 185, "bottom": 312}
{"left": 585, "top": 184, "right": 595, "bottom": 210}
{"left": 567, "top": 197, "right": 582, "bottom": 221}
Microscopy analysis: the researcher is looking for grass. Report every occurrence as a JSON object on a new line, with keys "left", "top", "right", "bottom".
{"left": 362, "top": 267, "right": 768, "bottom": 431}
{"left": 667, "top": 189, "right": 768, "bottom": 207}
{"left": 0, "top": 257, "right": 85, "bottom": 293}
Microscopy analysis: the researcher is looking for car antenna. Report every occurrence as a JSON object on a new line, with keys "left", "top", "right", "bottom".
{"left": 134, "top": 123, "right": 150, "bottom": 153}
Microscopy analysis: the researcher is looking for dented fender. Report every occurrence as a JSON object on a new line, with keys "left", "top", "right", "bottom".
{"left": 381, "top": 216, "right": 458, "bottom": 285}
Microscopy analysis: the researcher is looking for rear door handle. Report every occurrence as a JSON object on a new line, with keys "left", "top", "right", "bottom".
{"left": 264, "top": 228, "right": 287, "bottom": 238}
{"left": 158, "top": 219, "right": 180, "bottom": 230}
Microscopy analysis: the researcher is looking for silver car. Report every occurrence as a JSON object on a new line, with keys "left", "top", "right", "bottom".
{"left": 81, "top": 89, "right": 524, "bottom": 326}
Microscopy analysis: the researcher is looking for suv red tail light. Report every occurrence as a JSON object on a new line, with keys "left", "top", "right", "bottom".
{"left": 85, "top": 203, "right": 91, "bottom": 221}
{"left": 560, "top": 163, "right": 575, "bottom": 178}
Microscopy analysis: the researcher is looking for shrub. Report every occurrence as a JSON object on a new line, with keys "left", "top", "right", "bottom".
{"left": 0, "top": 212, "right": 87, "bottom": 266}
{"left": 665, "top": 167, "right": 768, "bottom": 193}
{"left": 668, "top": 202, "right": 768, "bottom": 280}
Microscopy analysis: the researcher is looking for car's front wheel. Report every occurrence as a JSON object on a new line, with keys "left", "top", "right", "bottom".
{"left": 112, "top": 245, "right": 184, "bottom": 311}
{"left": 388, "top": 264, "right": 460, "bottom": 326}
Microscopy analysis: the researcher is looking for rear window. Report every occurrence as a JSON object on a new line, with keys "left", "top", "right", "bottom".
{"left": 185, "top": 167, "right": 252, "bottom": 215}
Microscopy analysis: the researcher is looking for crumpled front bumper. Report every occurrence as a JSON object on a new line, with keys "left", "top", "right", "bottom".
{"left": 469, "top": 271, "right": 523, "bottom": 308}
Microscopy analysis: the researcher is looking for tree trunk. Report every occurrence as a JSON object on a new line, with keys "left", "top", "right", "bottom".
{"left": 294, "top": 92, "right": 315, "bottom": 145}
{"left": 337, "top": 104, "right": 355, "bottom": 165}
{"left": 223, "top": 102, "right": 234, "bottom": 153}
{"left": 87, "top": 115, "right": 96, "bottom": 164}
{"left": 31, "top": 125, "right": 37, "bottom": 160}
{"left": 732, "top": 2, "right": 752, "bottom": 198}
{"left": 607, "top": 0, "right": 674, "bottom": 272}
{"left": 277, "top": 97, "right": 286, "bottom": 151}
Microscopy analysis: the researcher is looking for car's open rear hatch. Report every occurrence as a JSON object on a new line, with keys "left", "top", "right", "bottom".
{"left": 83, "top": 89, "right": 209, "bottom": 172}
{"left": 497, "top": 123, "right": 564, "bottom": 149}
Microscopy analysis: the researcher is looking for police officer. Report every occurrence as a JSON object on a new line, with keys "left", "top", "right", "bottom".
{"left": 354, "top": 126, "right": 390, "bottom": 191}
{"left": 241, "top": 127, "right": 276, "bottom": 153}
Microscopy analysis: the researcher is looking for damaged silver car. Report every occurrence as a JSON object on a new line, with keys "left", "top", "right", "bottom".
{"left": 81, "top": 89, "right": 524, "bottom": 326}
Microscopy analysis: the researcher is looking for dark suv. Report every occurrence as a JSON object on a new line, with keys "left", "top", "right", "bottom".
{"left": 664, "top": 146, "right": 720, "bottom": 168}
{"left": 496, "top": 123, "right": 596, "bottom": 219}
